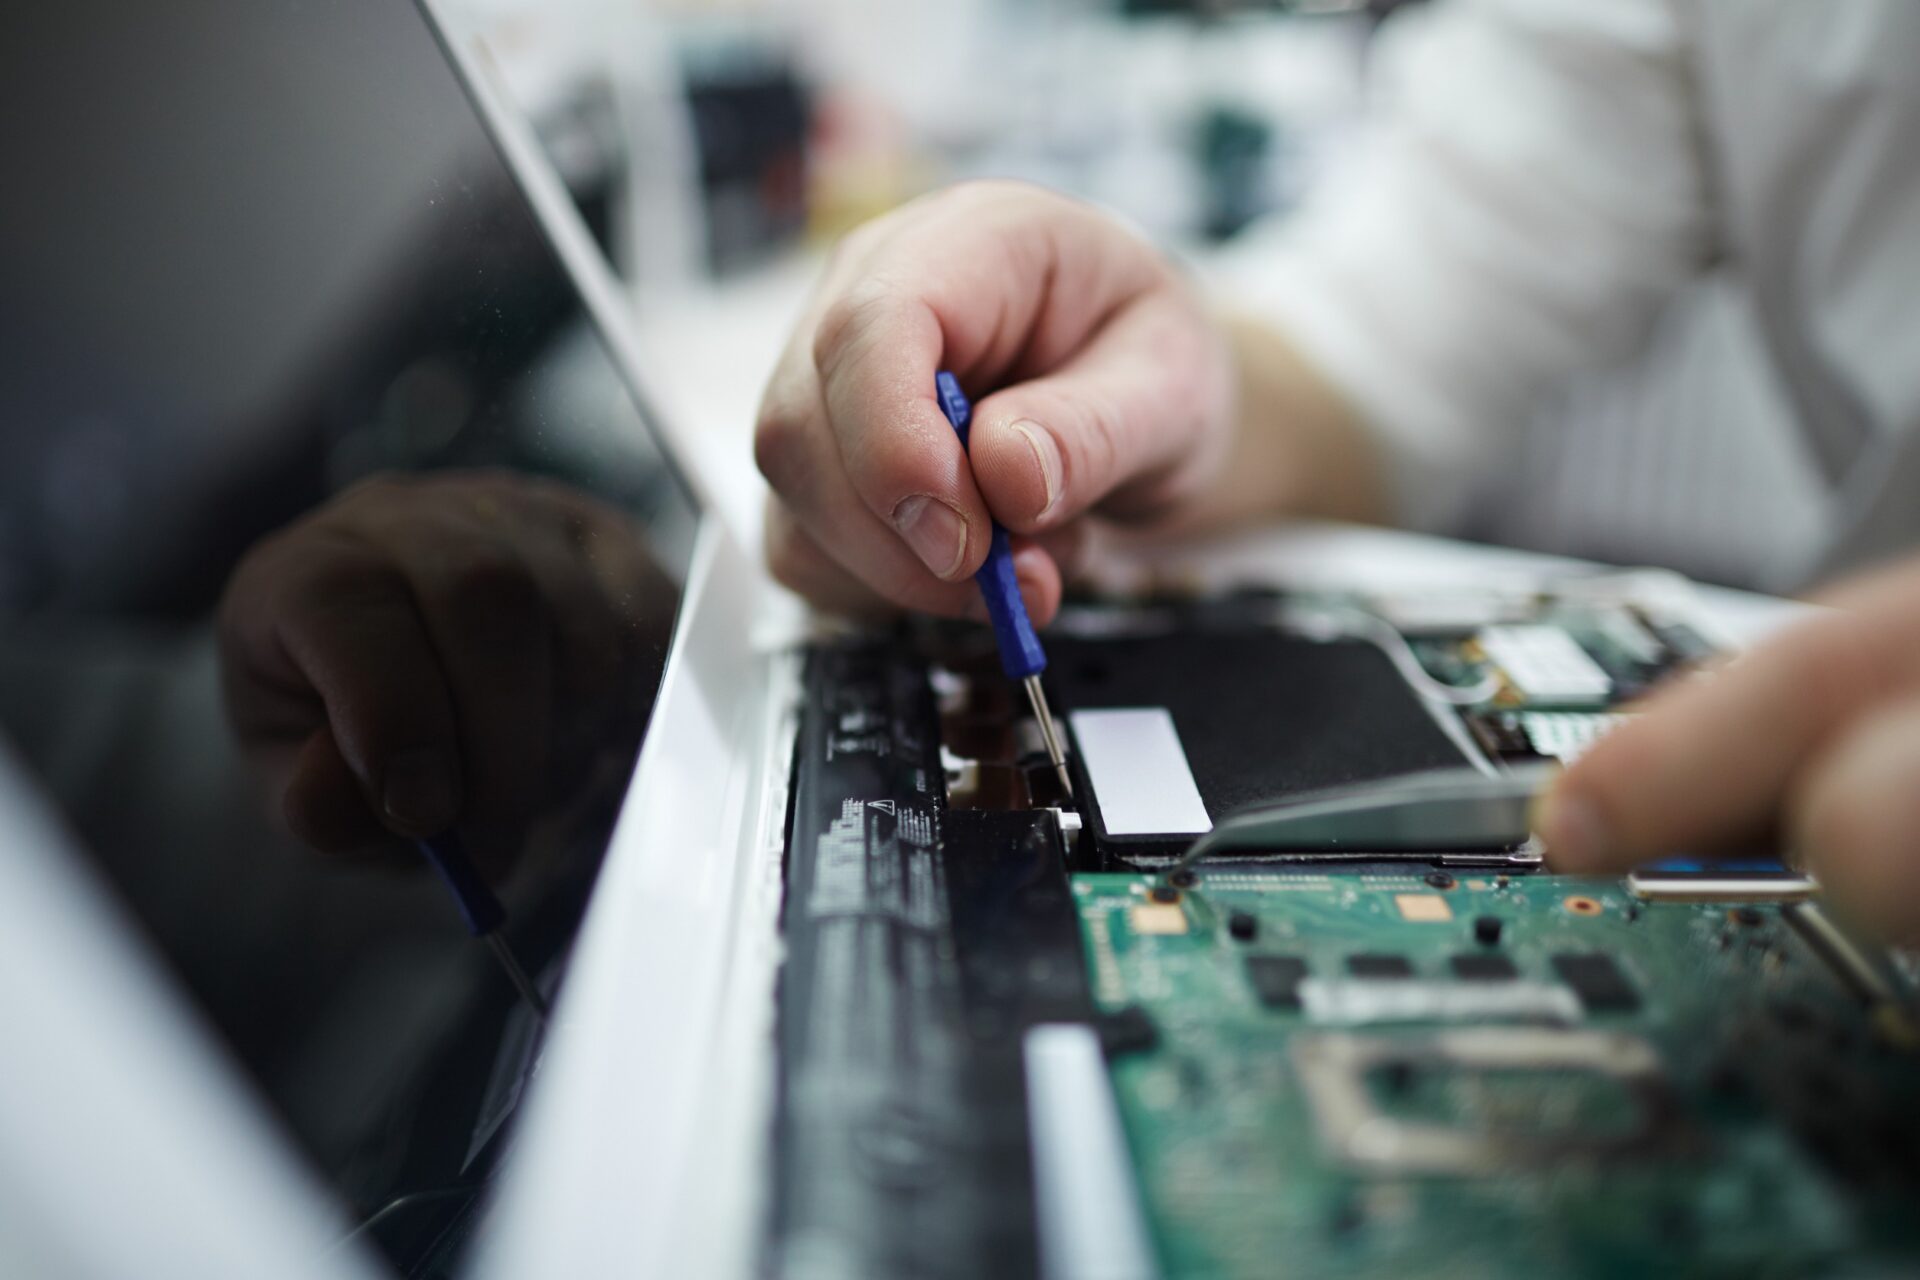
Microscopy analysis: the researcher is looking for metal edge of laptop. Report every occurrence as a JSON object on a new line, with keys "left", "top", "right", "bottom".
{"left": 410, "top": 4, "right": 804, "bottom": 1277}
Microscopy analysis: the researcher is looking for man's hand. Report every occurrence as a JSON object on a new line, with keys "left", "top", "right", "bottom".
{"left": 1538, "top": 557, "right": 1920, "bottom": 939}
{"left": 754, "top": 180, "right": 1239, "bottom": 624}
{"left": 218, "top": 471, "right": 673, "bottom": 870}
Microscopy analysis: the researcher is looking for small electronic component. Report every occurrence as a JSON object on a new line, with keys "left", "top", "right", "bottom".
{"left": 1094, "top": 1005, "right": 1160, "bottom": 1058}
{"left": 1551, "top": 952, "right": 1641, "bottom": 1013}
{"left": 1246, "top": 955, "right": 1310, "bottom": 1009}
{"left": 1467, "top": 710, "right": 1538, "bottom": 760}
{"left": 1595, "top": 608, "right": 1665, "bottom": 666}
{"left": 1519, "top": 711, "right": 1625, "bottom": 763}
{"left": 1451, "top": 952, "right": 1518, "bottom": 981}
{"left": 1347, "top": 953, "right": 1414, "bottom": 979}
{"left": 1478, "top": 624, "right": 1613, "bottom": 705}
{"left": 1395, "top": 893, "right": 1454, "bottom": 922}
{"left": 1129, "top": 900, "right": 1188, "bottom": 935}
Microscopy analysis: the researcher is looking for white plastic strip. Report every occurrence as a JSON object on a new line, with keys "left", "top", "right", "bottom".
{"left": 1068, "top": 708, "right": 1212, "bottom": 836}
{"left": 1298, "top": 979, "right": 1583, "bottom": 1025}
{"left": 1023, "top": 1024, "right": 1159, "bottom": 1280}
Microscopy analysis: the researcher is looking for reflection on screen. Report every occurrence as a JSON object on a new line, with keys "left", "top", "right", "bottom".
{"left": 0, "top": 1, "right": 697, "bottom": 1267}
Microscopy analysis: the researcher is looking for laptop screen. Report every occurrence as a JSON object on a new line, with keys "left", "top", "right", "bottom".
{"left": 0, "top": 0, "right": 698, "bottom": 1267}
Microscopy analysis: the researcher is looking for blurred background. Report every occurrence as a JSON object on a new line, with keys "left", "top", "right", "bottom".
{"left": 412, "top": 0, "right": 1429, "bottom": 561}
{"left": 443, "top": 0, "right": 1406, "bottom": 287}
{"left": 435, "top": 0, "right": 1820, "bottom": 591}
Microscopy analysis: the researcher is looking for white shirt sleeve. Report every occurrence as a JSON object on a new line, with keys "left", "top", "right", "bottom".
{"left": 1219, "top": 0, "right": 1717, "bottom": 530}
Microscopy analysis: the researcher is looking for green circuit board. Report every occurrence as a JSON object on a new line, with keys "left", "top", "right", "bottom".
{"left": 1073, "top": 871, "right": 1920, "bottom": 1280}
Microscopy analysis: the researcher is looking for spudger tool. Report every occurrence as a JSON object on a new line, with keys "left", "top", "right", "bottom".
{"left": 935, "top": 371, "right": 1073, "bottom": 799}
{"left": 1164, "top": 762, "right": 1559, "bottom": 880}
{"left": 418, "top": 832, "right": 550, "bottom": 1026}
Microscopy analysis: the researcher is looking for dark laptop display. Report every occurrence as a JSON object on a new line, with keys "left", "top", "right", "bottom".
{"left": 0, "top": 2, "right": 696, "bottom": 1271}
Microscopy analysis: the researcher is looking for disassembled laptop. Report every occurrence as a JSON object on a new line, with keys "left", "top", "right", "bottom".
{"left": 769, "top": 568, "right": 1920, "bottom": 1279}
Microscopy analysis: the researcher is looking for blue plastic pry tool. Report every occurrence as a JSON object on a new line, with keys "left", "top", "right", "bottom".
{"left": 935, "top": 370, "right": 1073, "bottom": 798}
{"left": 418, "top": 831, "right": 550, "bottom": 1024}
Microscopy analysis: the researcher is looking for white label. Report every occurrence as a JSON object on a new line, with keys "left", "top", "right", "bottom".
{"left": 1068, "top": 707, "right": 1212, "bottom": 837}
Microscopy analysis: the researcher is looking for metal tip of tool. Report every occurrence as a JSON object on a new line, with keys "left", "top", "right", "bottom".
{"left": 485, "top": 932, "right": 551, "bottom": 1027}
{"left": 1022, "top": 675, "right": 1073, "bottom": 800}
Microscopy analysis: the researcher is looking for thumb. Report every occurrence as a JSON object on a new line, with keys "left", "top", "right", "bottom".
{"left": 1536, "top": 611, "right": 1897, "bottom": 873}
{"left": 1789, "top": 693, "right": 1920, "bottom": 941}
{"left": 965, "top": 293, "right": 1229, "bottom": 535}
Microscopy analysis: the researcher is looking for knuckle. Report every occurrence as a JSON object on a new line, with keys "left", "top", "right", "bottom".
{"left": 282, "top": 540, "right": 406, "bottom": 619}
{"left": 752, "top": 403, "right": 812, "bottom": 494}
{"left": 857, "top": 437, "right": 944, "bottom": 514}
{"left": 1067, "top": 391, "right": 1124, "bottom": 487}
{"left": 810, "top": 285, "right": 893, "bottom": 376}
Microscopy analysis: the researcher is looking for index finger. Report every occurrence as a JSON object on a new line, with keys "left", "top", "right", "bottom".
{"left": 812, "top": 281, "right": 990, "bottom": 582}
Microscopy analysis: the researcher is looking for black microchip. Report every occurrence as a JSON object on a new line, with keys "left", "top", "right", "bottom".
{"left": 1095, "top": 1005, "right": 1160, "bottom": 1058}
{"left": 1450, "top": 952, "right": 1518, "bottom": 981}
{"left": 1451, "top": 952, "right": 1519, "bottom": 981}
{"left": 1552, "top": 952, "right": 1640, "bottom": 1012}
{"left": 1246, "top": 956, "right": 1310, "bottom": 1009}
{"left": 1347, "top": 953, "right": 1414, "bottom": 979}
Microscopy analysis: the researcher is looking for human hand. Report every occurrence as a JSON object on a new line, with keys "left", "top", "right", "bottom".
{"left": 1537, "top": 557, "right": 1920, "bottom": 939}
{"left": 754, "top": 180, "right": 1237, "bottom": 624}
{"left": 218, "top": 471, "right": 673, "bottom": 870}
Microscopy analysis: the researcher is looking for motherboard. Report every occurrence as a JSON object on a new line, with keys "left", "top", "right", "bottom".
{"left": 1077, "top": 871, "right": 1920, "bottom": 1279}
{"left": 771, "top": 572, "right": 1920, "bottom": 1279}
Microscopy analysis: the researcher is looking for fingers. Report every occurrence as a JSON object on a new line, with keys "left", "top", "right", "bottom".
{"left": 967, "top": 291, "right": 1231, "bottom": 532}
{"left": 758, "top": 385, "right": 990, "bottom": 616}
{"left": 1537, "top": 609, "right": 1905, "bottom": 873}
{"left": 812, "top": 286, "right": 990, "bottom": 581}
{"left": 1789, "top": 694, "right": 1920, "bottom": 941}
{"left": 763, "top": 495, "right": 1066, "bottom": 627}
{"left": 756, "top": 181, "right": 1229, "bottom": 620}
{"left": 220, "top": 473, "right": 669, "bottom": 864}
{"left": 763, "top": 498, "right": 911, "bottom": 621}
{"left": 241, "top": 535, "right": 468, "bottom": 837}
{"left": 282, "top": 725, "right": 390, "bottom": 855}
{"left": 398, "top": 533, "right": 555, "bottom": 868}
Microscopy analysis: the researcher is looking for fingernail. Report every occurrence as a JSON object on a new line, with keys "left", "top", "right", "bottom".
{"left": 1011, "top": 420, "right": 1061, "bottom": 521}
{"left": 893, "top": 495, "right": 969, "bottom": 579}
{"left": 383, "top": 748, "right": 460, "bottom": 834}
{"left": 1534, "top": 789, "right": 1614, "bottom": 871}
